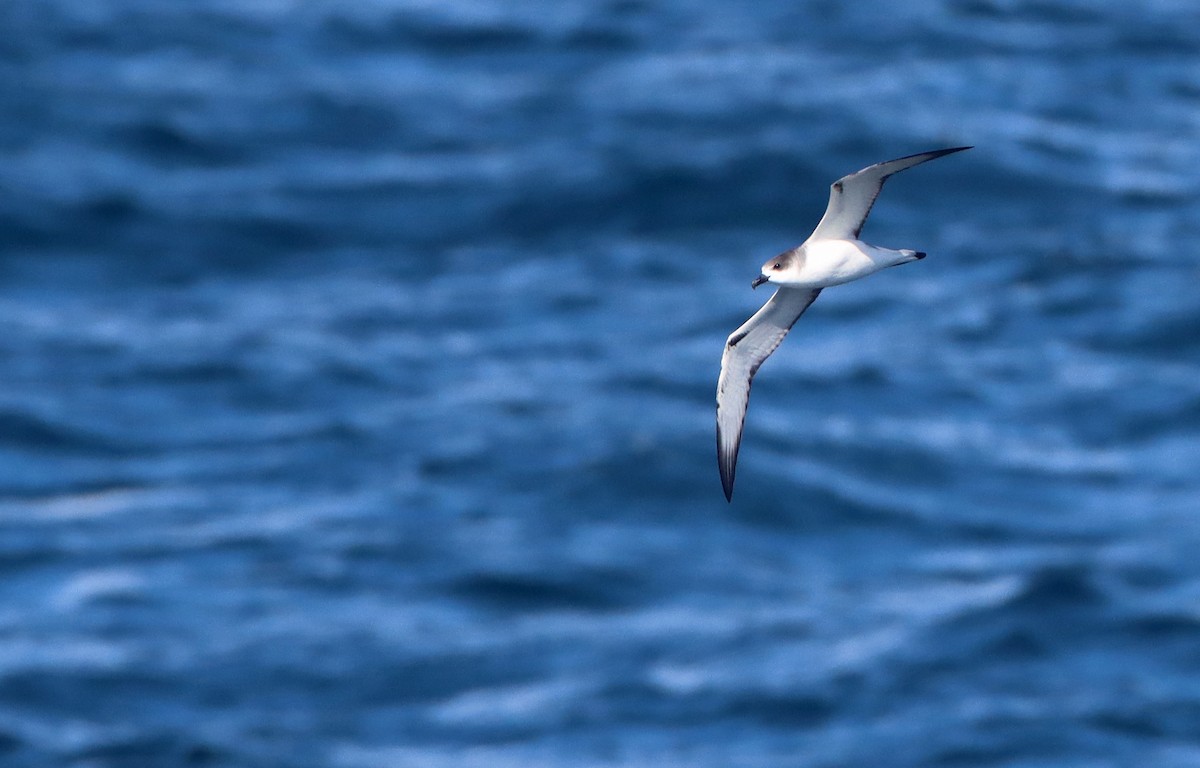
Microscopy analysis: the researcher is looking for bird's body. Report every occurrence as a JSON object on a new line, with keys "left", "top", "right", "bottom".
{"left": 771, "top": 239, "right": 925, "bottom": 289}
{"left": 716, "top": 146, "right": 971, "bottom": 501}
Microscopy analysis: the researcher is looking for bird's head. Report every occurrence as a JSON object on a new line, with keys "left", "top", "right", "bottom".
{"left": 752, "top": 250, "right": 796, "bottom": 289}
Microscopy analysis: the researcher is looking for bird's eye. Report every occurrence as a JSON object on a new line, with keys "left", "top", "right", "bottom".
{"left": 772, "top": 263, "right": 782, "bottom": 270}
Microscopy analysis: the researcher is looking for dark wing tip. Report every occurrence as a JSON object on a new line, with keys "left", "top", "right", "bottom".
{"left": 716, "top": 420, "right": 739, "bottom": 502}
{"left": 719, "top": 449, "right": 736, "bottom": 502}
{"left": 889, "top": 146, "right": 973, "bottom": 166}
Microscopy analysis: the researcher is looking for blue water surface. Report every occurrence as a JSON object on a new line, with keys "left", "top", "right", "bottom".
{"left": 2, "top": 1, "right": 1200, "bottom": 766}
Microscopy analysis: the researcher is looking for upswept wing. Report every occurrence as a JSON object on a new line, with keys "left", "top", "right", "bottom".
{"left": 716, "top": 287, "right": 821, "bottom": 501}
{"left": 809, "top": 146, "right": 971, "bottom": 242}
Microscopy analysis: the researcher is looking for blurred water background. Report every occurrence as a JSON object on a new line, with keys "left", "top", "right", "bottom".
{"left": 2, "top": 1, "right": 1200, "bottom": 766}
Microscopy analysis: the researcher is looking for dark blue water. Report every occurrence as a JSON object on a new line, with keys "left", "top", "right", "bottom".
{"left": 2, "top": 2, "right": 1200, "bottom": 765}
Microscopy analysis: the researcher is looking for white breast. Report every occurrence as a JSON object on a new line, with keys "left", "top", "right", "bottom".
{"left": 782, "top": 239, "right": 881, "bottom": 288}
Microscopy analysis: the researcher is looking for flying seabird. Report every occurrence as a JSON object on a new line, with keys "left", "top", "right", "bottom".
{"left": 716, "top": 146, "right": 971, "bottom": 501}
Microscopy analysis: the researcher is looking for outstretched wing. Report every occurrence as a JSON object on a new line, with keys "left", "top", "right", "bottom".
{"left": 809, "top": 146, "right": 972, "bottom": 241}
{"left": 716, "top": 287, "right": 822, "bottom": 501}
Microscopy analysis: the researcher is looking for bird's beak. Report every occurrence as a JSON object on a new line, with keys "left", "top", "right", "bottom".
{"left": 751, "top": 274, "right": 769, "bottom": 289}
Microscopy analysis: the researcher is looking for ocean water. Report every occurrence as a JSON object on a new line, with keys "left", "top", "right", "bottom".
{"left": 2, "top": 1, "right": 1200, "bottom": 766}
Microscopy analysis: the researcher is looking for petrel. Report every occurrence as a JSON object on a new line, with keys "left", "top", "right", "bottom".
{"left": 716, "top": 146, "right": 971, "bottom": 501}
